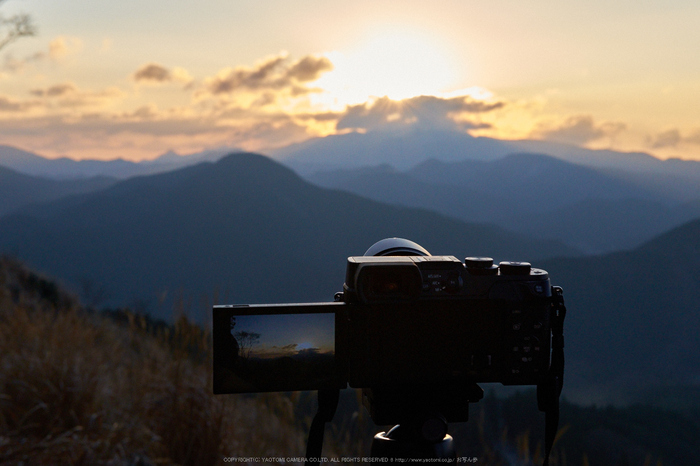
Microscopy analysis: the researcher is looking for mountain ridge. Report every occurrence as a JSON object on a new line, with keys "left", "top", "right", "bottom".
{"left": 0, "top": 152, "right": 577, "bottom": 316}
{"left": 0, "top": 144, "right": 234, "bottom": 180}
{"left": 305, "top": 152, "right": 700, "bottom": 253}
{"left": 272, "top": 126, "right": 700, "bottom": 179}
{"left": 0, "top": 165, "right": 117, "bottom": 218}
{"left": 540, "top": 218, "right": 700, "bottom": 402}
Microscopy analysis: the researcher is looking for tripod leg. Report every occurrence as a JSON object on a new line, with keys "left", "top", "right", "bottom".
{"left": 305, "top": 389, "right": 340, "bottom": 465}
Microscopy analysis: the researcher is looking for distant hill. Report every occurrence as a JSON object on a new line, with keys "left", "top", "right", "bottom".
{"left": 272, "top": 127, "right": 518, "bottom": 173}
{"left": 6, "top": 126, "right": 700, "bottom": 200}
{"left": 306, "top": 153, "right": 700, "bottom": 254}
{"left": 510, "top": 197, "right": 700, "bottom": 253}
{"left": 541, "top": 218, "right": 700, "bottom": 404}
{"left": 273, "top": 127, "right": 700, "bottom": 203}
{"left": 0, "top": 152, "right": 576, "bottom": 318}
{"left": 0, "top": 165, "right": 116, "bottom": 217}
{"left": 409, "top": 153, "right": 661, "bottom": 208}
{"left": 0, "top": 144, "right": 233, "bottom": 180}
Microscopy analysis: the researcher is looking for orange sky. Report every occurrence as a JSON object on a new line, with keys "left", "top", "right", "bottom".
{"left": 1, "top": 0, "right": 699, "bottom": 161}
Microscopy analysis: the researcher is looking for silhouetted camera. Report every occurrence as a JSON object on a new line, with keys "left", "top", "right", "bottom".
{"left": 213, "top": 238, "right": 564, "bottom": 426}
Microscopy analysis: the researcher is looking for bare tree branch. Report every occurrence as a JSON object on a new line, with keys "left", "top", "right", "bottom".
{"left": 233, "top": 331, "right": 261, "bottom": 359}
{"left": 0, "top": 0, "right": 36, "bottom": 51}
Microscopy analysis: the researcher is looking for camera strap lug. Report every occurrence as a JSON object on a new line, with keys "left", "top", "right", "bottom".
{"left": 538, "top": 286, "right": 567, "bottom": 466}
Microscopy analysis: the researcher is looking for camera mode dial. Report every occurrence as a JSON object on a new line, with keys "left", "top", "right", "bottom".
{"left": 465, "top": 257, "right": 498, "bottom": 276}
{"left": 499, "top": 261, "right": 532, "bottom": 275}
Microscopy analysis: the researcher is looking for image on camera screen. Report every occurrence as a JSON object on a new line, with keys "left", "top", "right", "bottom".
{"left": 213, "top": 307, "right": 340, "bottom": 393}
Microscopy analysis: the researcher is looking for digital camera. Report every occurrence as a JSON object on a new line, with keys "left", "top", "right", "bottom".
{"left": 214, "top": 238, "right": 557, "bottom": 402}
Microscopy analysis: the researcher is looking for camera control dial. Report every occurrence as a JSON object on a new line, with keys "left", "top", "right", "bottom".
{"left": 499, "top": 261, "right": 532, "bottom": 275}
{"left": 465, "top": 257, "right": 498, "bottom": 276}
{"left": 465, "top": 257, "right": 493, "bottom": 268}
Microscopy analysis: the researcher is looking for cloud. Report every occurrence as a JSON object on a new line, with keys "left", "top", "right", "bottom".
{"left": 133, "top": 63, "right": 170, "bottom": 82}
{"left": 686, "top": 130, "right": 700, "bottom": 145}
{"left": 204, "top": 55, "right": 285, "bottom": 94}
{"left": 534, "top": 115, "right": 626, "bottom": 145}
{"left": 118, "top": 104, "right": 161, "bottom": 121}
{"left": 286, "top": 55, "right": 334, "bottom": 82}
{"left": 29, "top": 83, "right": 78, "bottom": 97}
{"left": 336, "top": 94, "right": 502, "bottom": 132}
{"left": 295, "top": 347, "right": 321, "bottom": 358}
{"left": 201, "top": 53, "right": 332, "bottom": 96}
{"left": 1, "top": 51, "right": 333, "bottom": 159}
{"left": 3, "top": 47, "right": 562, "bottom": 160}
{"left": 235, "top": 118, "right": 311, "bottom": 147}
{"left": 0, "top": 94, "right": 39, "bottom": 112}
{"left": 48, "top": 36, "right": 83, "bottom": 60}
{"left": 171, "top": 67, "right": 193, "bottom": 84}
{"left": 1, "top": 81, "right": 124, "bottom": 120}
{"left": 0, "top": 101, "right": 313, "bottom": 160}
{"left": 132, "top": 63, "right": 193, "bottom": 86}
{"left": 0, "top": 112, "right": 236, "bottom": 160}
{"left": 27, "top": 83, "right": 124, "bottom": 108}
{"left": 649, "top": 129, "right": 682, "bottom": 148}
{"left": 648, "top": 128, "right": 700, "bottom": 148}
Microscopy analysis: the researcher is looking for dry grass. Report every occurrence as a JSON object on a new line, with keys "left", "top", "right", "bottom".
{"left": 0, "top": 258, "right": 306, "bottom": 465}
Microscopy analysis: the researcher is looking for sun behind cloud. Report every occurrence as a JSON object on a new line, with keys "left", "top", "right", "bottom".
{"left": 314, "top": 27, "right": 458, "bottom": 108}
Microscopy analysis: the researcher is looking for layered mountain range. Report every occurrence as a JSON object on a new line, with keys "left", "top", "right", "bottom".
{"left": 1, "top": 129, "right": 699, "bottom": 404}
{"left": 0, "top": 153, "right": 576, "bottom": 312}
{"left": 304, "top": 152, "right": 700, "bottom": 254}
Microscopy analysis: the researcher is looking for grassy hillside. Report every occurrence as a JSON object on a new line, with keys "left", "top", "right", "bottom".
{"left": 0, "top": 257, "right": 307, "bottom": 464}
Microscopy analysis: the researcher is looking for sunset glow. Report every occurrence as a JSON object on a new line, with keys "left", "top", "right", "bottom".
{"left": 1, "top": 0, "right": 699, "bottom": 161}
{"left": 315, "top": 28, "right": 457, "bottom": 105}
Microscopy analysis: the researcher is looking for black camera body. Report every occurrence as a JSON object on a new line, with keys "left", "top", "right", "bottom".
{"left": 213, "top": 252, "right": 555, "bottom": 400}
{"left": 340, "top": 255, "right": 552, "bottom": 390}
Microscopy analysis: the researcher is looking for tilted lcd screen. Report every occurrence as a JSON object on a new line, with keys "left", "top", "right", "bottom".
{"left": 213, "top": 303, "right": 343, "bottom": 394}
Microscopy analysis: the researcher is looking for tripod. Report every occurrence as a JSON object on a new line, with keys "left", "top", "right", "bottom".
{"left": 306, "top": 379, "right": 562, "bottom": 465}
{"left": 305, "top": 382, "right": 484, "bottom": 464}
{"left": 366, "top": 383, "right": 484, "bottom": 461}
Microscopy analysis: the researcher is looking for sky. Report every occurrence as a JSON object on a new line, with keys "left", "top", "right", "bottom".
{"left": 1, "top": 0, "right": 699, "bottom": 161}
{"left": 233, "top": 313, "right": 334, "bottom": 359}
